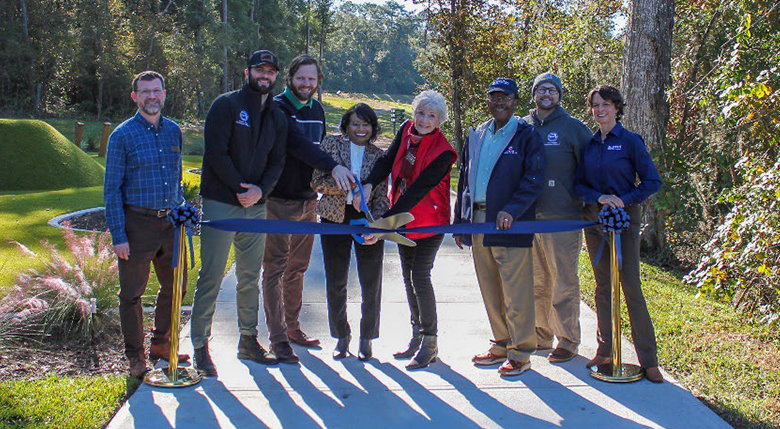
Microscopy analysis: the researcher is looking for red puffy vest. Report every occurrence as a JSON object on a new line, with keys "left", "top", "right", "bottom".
{"left": 390, "top": 122, "right": 457, "bottom": 240}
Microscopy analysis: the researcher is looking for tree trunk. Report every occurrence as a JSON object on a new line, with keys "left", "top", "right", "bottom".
{"left": 317, "top": 3, "right": 327, "bottom": 102}
{"left": 222, "top": 0, "right": 229, "bottom": 93}
{"left": 305, "top": 0, "right": 311, "bottom": 55}
{"left": 447, "top": 0, "right": 466, "bottom": 153}
{"left": 620, "top": 0, "right": 674, "bottom": 257}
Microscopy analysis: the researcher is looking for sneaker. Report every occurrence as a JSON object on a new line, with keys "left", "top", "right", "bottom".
{"left": 498, "top": 359, "right": 531, "bottom": 376}
{"left": 547, "top": 347, "right": 577, "bottom": 363}
{"left": 128, "top": 355, "right": 150, "bottom": 378}
{"left": 287, "top": 329, "right": 321, "bottom": 347}
{"left": 271, "top": 341, "right": 300, "bottom": 364}
{"left": 472, "top": 350, "right": 507, "bottom": 366}
{"left": 194, "top": 344, "right": 218, "bottom": 377}
{"left": 237, "top": 335, "right": 278, "bottom": 365}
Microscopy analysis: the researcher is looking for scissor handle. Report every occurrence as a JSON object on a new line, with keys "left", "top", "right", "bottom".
{"left": 349, "top": 218, "right": 369, "bottom": 244}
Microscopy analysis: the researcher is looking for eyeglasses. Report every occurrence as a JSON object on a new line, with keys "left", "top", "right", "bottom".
{"left": 535, "top": 87, "right": 559, "bottom": 96}
{"left": 488, "top": 93, "right": 515, "bottom": 103}
{"left": 137, "top": 89, "right": 164, "bottom": 97}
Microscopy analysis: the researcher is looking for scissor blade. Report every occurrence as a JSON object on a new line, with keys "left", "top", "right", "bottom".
{"left": 375, "top": 232, "right": 417, "bottom": 247}
{"left": 369, "top": 212, "right": 414, "bottom": 230}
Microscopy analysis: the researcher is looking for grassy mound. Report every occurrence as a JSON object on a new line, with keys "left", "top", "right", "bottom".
{"left": 0, "top": 119, "right": 104, "bottom": 191}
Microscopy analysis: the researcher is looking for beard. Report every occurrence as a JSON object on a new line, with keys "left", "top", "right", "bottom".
{"left": 290, "top": 83, "right": 316, "bottom": 103}
{"left": 537, "top": 97, "right": 560, "bottom": 111}
{"left": 248, "top": 76, "right": 274, "bottom": 94}
{"left": 138, "top": 99, "right": 163, "bottom": 115}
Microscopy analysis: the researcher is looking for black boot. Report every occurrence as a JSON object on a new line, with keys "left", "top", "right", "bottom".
{"left": 358, "top": 338, "right": 373, "bottom": 361}
{"left": 237, "top": 335, "right": 278, "bottom": 365}
{"left": 393, "top": 335, "right": 422, "bottom": 359}
{"left": 333, "top": 335, "right": 351, "bottom": 359}
{"left": 194, "top": 344, "right": 218, "bottom": 377}
{"left": 406, "top": 335, "right": 437, "bottom": 370}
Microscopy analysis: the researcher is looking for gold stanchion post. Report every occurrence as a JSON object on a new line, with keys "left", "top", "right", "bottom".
{"left": 589, "top": 231, "right": 644, "bottom": 383}
{"left": 144, "top": 225, "right": 202, "bottom": 388}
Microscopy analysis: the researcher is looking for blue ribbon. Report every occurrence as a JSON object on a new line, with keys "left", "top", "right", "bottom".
{"left": 168, "top": 204, "right": 199, "bottom": 269}
{"left": 203, "top": 218, "right": 597, "bottom": 236}
{"left": 593, "top": 206, "right": 630, "bottom": 269}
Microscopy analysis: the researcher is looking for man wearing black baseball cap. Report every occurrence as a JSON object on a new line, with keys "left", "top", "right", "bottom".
{"left": 191, "top": 49, "right": 288, "bottom": 376}
{"left": 453, "top": 77, "right": 545, "bottom": 377}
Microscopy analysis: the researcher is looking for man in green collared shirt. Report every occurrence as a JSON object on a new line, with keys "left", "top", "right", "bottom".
{"left": 263, "top": 55, "right": 354, "bottom": 363}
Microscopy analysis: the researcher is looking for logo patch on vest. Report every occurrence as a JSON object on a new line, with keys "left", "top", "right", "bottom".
{"left": 236, "top": 110, "right": 250, "bottom": 127}
{"left": 503, "top": 145, "right": 518, "bottom": 155}
{"left": 545, "top": 132, "right": 560, "bottom": 146}
{"left": 607, "top": 145, "right": 622, "bottom": 151}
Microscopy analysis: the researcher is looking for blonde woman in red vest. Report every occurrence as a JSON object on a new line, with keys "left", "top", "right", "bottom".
{"left": 356, "top": 90, "right": 457, "bottom": 370}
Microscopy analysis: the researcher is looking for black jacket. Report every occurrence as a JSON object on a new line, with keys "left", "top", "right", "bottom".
{"left": 270, "top": 91, "right": 337, "bottom": 200}
{"left": 201, "top": 85, "right": 287, "bottom": 206}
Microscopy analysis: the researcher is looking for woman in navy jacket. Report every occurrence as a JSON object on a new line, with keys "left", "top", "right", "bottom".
{"left": 574, "top": 85, "right": 664, "bottom": 383}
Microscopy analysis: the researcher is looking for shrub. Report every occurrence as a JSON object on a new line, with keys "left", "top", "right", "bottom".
{"left": 0, "top": 227, "right": 119, "bottom": 340}
{"left": 685, "top": 155, "right": 780, "bottom": 325}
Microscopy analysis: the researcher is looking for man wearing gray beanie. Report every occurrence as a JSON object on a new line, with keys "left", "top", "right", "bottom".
{"left": 523, "top": 72, "right": 592, "bottom": 363}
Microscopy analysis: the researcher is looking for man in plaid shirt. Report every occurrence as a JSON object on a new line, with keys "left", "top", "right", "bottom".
{"left": 104, "top": 70, "right": 189, "bottom": 378}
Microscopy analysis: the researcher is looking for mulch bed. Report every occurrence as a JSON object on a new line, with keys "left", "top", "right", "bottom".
{"left": 64, "top": 209, "right": 109, "bottom": 232}
{"left": 0, "top": 312, "right": 190, "bottom": 382}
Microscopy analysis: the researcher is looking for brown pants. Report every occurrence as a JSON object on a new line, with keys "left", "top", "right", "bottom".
{"left": 583, "top": 204, "right": 658, "bottom": 368}
{"left": 262, "top": 198, "right": 317, "bottom": 344}
{"left": 118, "top": 209, "right": 187, "bottom": 359}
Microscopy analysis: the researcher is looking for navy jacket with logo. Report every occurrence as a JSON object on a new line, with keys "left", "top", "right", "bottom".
{"left": 453, "top": 118, "right": 545, "bottom": 248}
{"left": 574, "top": 121, "right": 661, "bottom": 206}
{"left": 201, "top": 84, "right": 287, "bottom": 207}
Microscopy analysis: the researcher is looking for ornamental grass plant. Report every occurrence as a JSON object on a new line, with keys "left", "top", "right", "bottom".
{"left": 0, "top": 226, "right": 118, "bottom": 341}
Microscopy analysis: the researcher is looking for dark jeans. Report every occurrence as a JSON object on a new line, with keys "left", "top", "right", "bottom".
{"left": 321, "top": 206, "right": 384, "bottom": 339}
{"left": 583, "top": 204, "right": 658, "bottom": 368}
{"left": 118, "top": 209, "right": 187, "bottom": 359}
{"left": 398, "top": 234, "right": 444, "bottom": 337}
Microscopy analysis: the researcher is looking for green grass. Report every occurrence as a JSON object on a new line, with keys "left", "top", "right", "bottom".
{"left": 44, "top": 118, "right": 205, "bottom": 155}
{"left": 0, "top": 156, "right": 206, "bottom": 304}
{"left": 0, "top": 120, "right": 105, "bottom": 191}
{"left": 0, "top": 375, "right": 138, "bottom": 429}
{"left": 578, "top": 252, "right": 780, "bottom": 429}
{"left": 321, "top": 92, "right": 413, "bottom": 139}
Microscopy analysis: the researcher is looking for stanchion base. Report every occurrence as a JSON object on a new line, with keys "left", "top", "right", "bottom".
{"left": 588, "top": 363, "right": 644, "bottom": 383}
{"left": 144, "top": 367, "right": 202, "bottom": 388}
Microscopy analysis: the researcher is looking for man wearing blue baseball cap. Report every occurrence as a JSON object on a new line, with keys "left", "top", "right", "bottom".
{"left": 524, "top": 72, "right": 593, "bottom": 364}
{"left": 453, "top": 77, "right": 545, "bottom": 376}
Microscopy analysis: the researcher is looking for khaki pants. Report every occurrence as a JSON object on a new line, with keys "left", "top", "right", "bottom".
{"left": 533, "top": 230, "right": 582, "bottom": 352}
{"left": 191, "top": 198, "right": 268, "bottom": 349}
{"left": 471, "top": 210, "right": 536, "bottom": 362}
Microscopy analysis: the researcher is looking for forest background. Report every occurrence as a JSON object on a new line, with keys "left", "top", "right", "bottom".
{"left": 0, "top": 0, "right": 778, "bottom": 325}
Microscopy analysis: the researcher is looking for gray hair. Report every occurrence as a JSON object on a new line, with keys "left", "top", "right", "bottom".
{"left": 412, "top": 90, "right": 448, "bottom": 124}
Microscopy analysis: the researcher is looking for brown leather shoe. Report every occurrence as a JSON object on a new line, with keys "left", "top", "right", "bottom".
{"left": 548, "top": 347, "right": 577, "bottom": 363}
{"left": 149, "top": 342, "right": 191, "bottom": 362}
{"left": 128, "top": 356, "right": 150, "bottom": 378}
{"left": 287, "top": 329, "right": 321, "bottom": 347}
{"left": 645, "top": 366, "right": 664, "bottom": 383}
{"left": 586, "top": 355, "right": 611, "bottom": 368}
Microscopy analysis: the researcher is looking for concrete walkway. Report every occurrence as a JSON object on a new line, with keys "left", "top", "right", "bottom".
{"left": 109, "top": 237, "right": 730, "bottom": 429}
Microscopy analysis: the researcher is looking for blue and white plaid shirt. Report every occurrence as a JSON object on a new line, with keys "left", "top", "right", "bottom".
{"left": 104, "top": 111, "right": 183, "bottom": 245}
